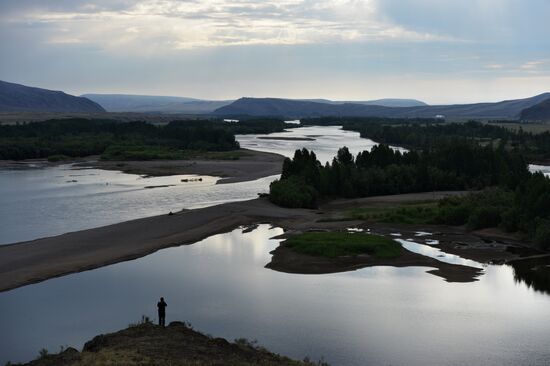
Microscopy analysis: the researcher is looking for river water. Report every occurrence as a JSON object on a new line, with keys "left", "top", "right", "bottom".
{"left": 1, "top": 225, "right": 549, "bottom": 366}
{"left": 1, "top": 126, "right": 550, "bottom": 365}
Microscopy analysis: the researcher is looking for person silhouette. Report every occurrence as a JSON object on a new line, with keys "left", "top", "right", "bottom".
{"left": 157, "top": 297, "right": 167, "bottom": 327}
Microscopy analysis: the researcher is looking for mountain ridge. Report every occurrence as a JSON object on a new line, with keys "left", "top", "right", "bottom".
{"left": 82, "top": 94, "right": 427, "bottom": 113}
{"left": 520, "top": 97, "right": 550, "bottom": 121}
{"left": 81, "top": 93, "right": 235, "bottom": 114}
{"left": 0, "top": 80, "right": 105, "bottom": 113}
{"left": 214, "top": 94, "right": 550, "bottom": 119}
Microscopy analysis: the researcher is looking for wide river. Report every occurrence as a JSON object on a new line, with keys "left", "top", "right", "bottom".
{"left": 1, "top": 125, "right": 549, "bottom": 365}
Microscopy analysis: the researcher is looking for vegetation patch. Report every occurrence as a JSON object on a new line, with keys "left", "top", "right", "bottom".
{"left": 346, "top": 202, "right": 440, "bottom": 225}
{"left": 284, "top": 232, "right": 402, "bottom": 258}
{"left": 46, "top": 154, "right": 71, "bottom": 162}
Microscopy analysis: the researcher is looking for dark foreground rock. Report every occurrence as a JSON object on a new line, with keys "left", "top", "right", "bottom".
{"left": 16, "top": 321, "right": 324, "bottom": 366}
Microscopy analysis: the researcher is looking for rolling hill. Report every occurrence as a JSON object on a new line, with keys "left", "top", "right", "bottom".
{"left": 520, "top": 98, "right": 550, "bottom": 121}
{"left": 0, "top": 80, "right": 105, "bottom": 113}
{"left": 82, "top": 94, "right": 233, "bottom": 114}
{"left": 214, "top": 94, "right": 550, "bottom": 119}
{"left": 83, "top": 94, "right": 426, "bottom": 114}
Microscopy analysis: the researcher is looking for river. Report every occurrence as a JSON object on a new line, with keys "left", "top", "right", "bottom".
{"left": 1, "top": 126, "right": 550, "bottom": 365}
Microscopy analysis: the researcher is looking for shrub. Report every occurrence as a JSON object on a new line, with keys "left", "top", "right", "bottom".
{"left": 467, "top": 206, "right": 502, "bottom": 230}
{"left": 533, "top": 220, "right": 550, "bottom": 249}
{"left": 269, "top": 177, "right": 318, "bottom": 209}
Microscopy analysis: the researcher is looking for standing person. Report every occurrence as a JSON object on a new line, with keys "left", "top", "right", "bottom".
{"left": 157, "top": 297, "right": 167, "bottom": 327}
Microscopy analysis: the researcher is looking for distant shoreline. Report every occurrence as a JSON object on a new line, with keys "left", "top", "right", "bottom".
{"left": 0, "top": 148, "right": 285, "bottom": 184}
{"left": 0, "top": 192, "right": 536, "bottom": 293}
{"left": 81, "top": 148, "right": 285, "bottom": 184}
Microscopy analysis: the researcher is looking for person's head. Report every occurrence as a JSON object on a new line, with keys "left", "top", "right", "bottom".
{"left": 160, "top": 297, "right": 164, "bottom": 301}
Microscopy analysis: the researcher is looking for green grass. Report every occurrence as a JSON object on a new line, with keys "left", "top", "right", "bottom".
{"left": 347, "top": 202, "right": 440, "bottom": 225}
{"left": 285, "top": 232, "right": 402, "bottom": 258}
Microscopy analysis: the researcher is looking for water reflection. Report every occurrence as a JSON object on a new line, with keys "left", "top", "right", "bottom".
{"left": 1, "top": 225, "right": 550, "bottom": 366}
{"left": 395, "top": 238, "right": 485, "bottom": 269}
{"left": 510, "top": 256, "right": 550, "bottom": 295}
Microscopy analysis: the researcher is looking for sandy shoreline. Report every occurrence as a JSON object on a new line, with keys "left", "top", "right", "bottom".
{"left": 81, "top": 148, "right": 285, "bottom": 184}
{"left": 0, "top": 148, "right": 285, "bottom": 184}
{"left": 0, "top": 199, "right": 312, "bottom": 292}
{"left": 1, "top": 191, "right": 540, "bottom": 293}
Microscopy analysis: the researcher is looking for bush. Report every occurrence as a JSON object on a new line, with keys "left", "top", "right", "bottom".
{"left": 533, "top": 220, "right": 550, "bottom": 249}
{"left": 436, "top": 199, "right": 471, "bottom": 225}
{"left": 269, "top": 177, "right": 318, "bottom": 209}
{"left": 47, "top": 154, "right": 71, "bottom": 162}
{"left": 467, "top": 206, "right": 502, "bottom": 230}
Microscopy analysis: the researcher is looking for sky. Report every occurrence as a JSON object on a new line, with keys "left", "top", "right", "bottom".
{"left": 0, "top": 0, "right": 549, "bottom": 104}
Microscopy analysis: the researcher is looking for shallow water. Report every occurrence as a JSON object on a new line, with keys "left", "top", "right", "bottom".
{"left": 0, "top": 165, "right": 276, "bottom": 244}
{"left": 0, "top": 126, "right": 383, "bottom": 245}
{"left": 1, "top": 126, "right": 546, "bottom": 245}
{"left": 1, "top": 225, "right": 549, "bottom": 366}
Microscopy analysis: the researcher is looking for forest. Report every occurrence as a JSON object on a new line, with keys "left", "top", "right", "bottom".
{"left": 269, "top": 144, "right": 550, "bottom": 249}
{"left": 343, "top": 120, "right": 550, "bottom": 160}
{"left": 302, "top": 117, "right": 550, "bottom": 160}
{"left": 0, "top": 118, "right": 289, "bottom": 160}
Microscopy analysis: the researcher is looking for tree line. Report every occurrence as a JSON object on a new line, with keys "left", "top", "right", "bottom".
{"left": 0, "top": 118, "right": 291, "bottom": 160}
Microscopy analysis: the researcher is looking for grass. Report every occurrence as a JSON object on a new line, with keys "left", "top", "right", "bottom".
{"left": 346, "top": 202, "right": 440, "bottom": 225}
{"left": 285, "top": 232, "right": 402, "bottom": 258}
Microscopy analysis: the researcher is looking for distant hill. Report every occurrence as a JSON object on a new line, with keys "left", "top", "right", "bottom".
{"left": 83, "top": 94, "right": 233, "bottom": 114}
{"left": 300, "top": 98, "right": 427, "bottom": 107}
{"left": 354, "top": 98, "right": 428, "bottom": 107}
{"left": 520, "top": 97, "right": 550, "bottom": 121}
{"left": 214, "top": 94, "right": 550, "bottom": 119}
{"left": 0, "top": 80, "right": 105, "bottom": 113}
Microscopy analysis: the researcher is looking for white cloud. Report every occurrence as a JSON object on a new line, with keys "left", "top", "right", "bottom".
{"left": 520, "top": 60, "right": 546, "bottom": 70}
{"left": 6, "top": 0, "right": 456, "bottom": 53}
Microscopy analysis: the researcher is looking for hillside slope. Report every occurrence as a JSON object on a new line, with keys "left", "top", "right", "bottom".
{"left": 214, "top": 94, "right": 550, "bottom": 119}
{"left": 521, "top": 98, "right": 550, "bottom": 121}
{"left": 18, "top": 321, "right": 319, "bottom": 366}
{"left": 83, "top": 93, "right": 233, "bottom": 114}
{"left": 0, "top": 81, "right": 105, "bottom": 113}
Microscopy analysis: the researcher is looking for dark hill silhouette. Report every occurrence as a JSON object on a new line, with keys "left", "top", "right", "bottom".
{"left": 214, "top": 94, "right": 550, "bottom": 119}
{"left": 299, "top": 98, "right": 427, "bottom": 107}
{"left": 520, "top": 97, "right": 550, "bottom": 121}
{"left": 0, "top": 80, "right": 105, "bottom": 113}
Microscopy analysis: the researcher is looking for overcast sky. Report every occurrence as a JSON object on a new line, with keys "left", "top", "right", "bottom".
{"left": 0, "top": 0, "right": 549, "bottom": 104}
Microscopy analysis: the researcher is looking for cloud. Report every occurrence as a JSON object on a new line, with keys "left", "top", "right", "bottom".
{"left": 520, "top": 60, "right": 546, "bottom": 70}
{"left": 1, "top": 0, "right": 456, "bottom": 53}
{"left": 0, "top": 0, "right": 548, "bottom": 103}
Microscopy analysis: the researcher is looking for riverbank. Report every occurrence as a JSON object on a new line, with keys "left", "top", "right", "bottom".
{"left": 82, "top": 149, "right": 285, "bottom": 184}
{"left": 1, "top": 192, "right": 542, "bottom": 292}
{"left": 0, "top": 148, "right": 285, "bottom": 184}
{"left": 14, "top": 320, "right": 319, "bottom": 366}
